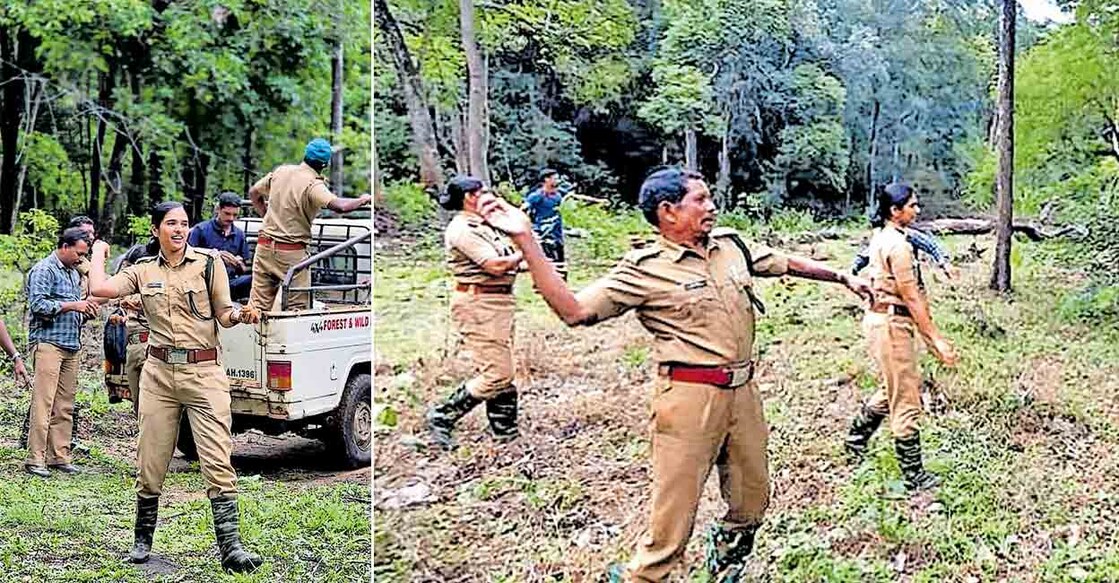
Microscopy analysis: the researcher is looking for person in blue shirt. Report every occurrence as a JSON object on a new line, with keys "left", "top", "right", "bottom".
{"left": 521, "top": 168, "right": 568, "bottom": 278}
{"left": 852, "top": 225, "right": 955, "bottom": 282}
{"left": 187, "top": 192, "right": 253, "bottom": 299}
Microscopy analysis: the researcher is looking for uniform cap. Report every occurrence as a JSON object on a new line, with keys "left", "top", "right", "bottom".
{"left": 304, "top": 138, "right": 333, "bottom": 165}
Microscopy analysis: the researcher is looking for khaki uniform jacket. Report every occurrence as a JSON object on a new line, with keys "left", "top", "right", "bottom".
{"left": 252, "top": 162, "right": 337, "bottom": 244}
{"left": 106, "top": 247, "right": 232, "bottom": 350}
{"left": 445, "top": 212, "right": 518, "bottom": 286}
{"left": 576, "top": 227, "right": 789, "bottom": 366}
{"left": 866, "top": 224, "right": 922, "bottom": 305}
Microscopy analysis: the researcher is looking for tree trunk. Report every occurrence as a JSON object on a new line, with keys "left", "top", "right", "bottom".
{"left": 241, "top": 126, "right": 253, "bottom": 195}
{"left": 148, "top": 149, "right": 164, "bottom": 203}
{"left": 374, "top": 0, "right": 443, "bottom": 191}
{"left": 990, "top": 0, "right": 1015, "bottom": 292}
{"left": 102, "top": 130, "right": 129, "bottom": 239}
{"left": 865, "top": 99, "right": 880, "bottom": 212}
{"left": 0, "top": 27, "right": 24, "bottom": 235}
{"left": 460, "top": 0, "right": 489, "bottom": 181}
{"left": 684, "top": 129, "right": 698, "bottom": 171}
{"left": 373, "top": 134, "right": 383, "bottom": 199}
{"left": 330, "top": 10, "right": 344, "bottom": 194}
{"left": 89, "top": 63, "right": 117, "bottom": 224}
{"left": 13, "top": 77, "right": 44, "bottom": 231}
{"left": 449, "top": 107, "right": 470, "bottom": 174}
{"left": 716, "top": 127, "right": 731, "bottom": 208}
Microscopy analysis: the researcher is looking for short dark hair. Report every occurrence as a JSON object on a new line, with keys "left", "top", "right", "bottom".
{"left": 58, "top": 226, "right": 91, "bottom": 249}
{"left": 539, "top": 168, "right": 558, "bottom": 182}
{"left": 638, "top": 167, "right": 704, "bottom": 226}
{"left": 217, "top": 192, "right": 242, "bottom": 209}
{"left": 67, "top": 215, "right": 95, "bottom": 230}
{"left": 438, "top": 176, "right": 484, "bottom": 211}
{"left": 872, "top": 182, "right": 915, "bottom": 228}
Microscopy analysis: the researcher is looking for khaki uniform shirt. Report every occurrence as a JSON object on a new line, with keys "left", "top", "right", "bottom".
{"left": 253, "top": 162, "right": 337, "bottom": 244}
{"left": 576, "top": 227, "right": 789, "bottom": 366}
{"left": 107, "top": 247, "right": 232, "bottom": 350}
{"left": 866, "top": 224, "right": 922, "bottom": 305}
{"left": 445, "top": 212, "right": 518, "bottom": 286}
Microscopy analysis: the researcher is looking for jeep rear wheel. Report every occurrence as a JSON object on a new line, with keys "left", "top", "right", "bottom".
{"left": 326, "top": 373, "right": 371, "bottom": 468}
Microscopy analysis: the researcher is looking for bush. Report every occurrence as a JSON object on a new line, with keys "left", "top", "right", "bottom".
{"left": 382, "top": 182, "right": 436, "bottom": 227}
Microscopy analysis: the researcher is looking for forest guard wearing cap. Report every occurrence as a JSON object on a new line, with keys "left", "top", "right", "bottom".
{"left": 246, "top": 138, "right": 372, "bottom": 312}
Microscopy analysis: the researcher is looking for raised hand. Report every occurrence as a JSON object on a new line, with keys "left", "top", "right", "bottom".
{"left": 476, "top": 193, "right": 532, "bottom": 237}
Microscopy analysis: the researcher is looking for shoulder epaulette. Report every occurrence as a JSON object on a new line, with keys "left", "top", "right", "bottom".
{"left": 623, "top": 246, "right": 661, "bottom": 265}
{"left": 134, "top": 256, "right": 157, "bottom": 264}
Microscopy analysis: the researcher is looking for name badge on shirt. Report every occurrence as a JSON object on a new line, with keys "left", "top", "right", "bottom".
{"left": 682, "top": 279, "right": 708, "bottom": 291}
{"left": 145, "top": 282, "right": 165, "bottom": 289}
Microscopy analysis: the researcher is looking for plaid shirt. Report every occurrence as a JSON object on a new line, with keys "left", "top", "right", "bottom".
{"left": 27, "top": 252, "right": 84, "bottom": 351}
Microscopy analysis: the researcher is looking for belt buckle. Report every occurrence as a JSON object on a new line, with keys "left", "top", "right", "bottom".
{"left": 166, "top": 348, "right": 189, "bottom": 364}
{"left": 728, "top": 363, "right": 753, "bottom": 388}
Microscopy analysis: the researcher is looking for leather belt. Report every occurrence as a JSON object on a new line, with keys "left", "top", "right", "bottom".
{"left": 127, "top": 331, "right": 149, "bottom": 345}
{"left": 257, "top": 235, "right": 307, "bottom": 251}
{"left": 870, "top": 303, "right": 912, "bottom": 318}
{"left": 660, "top": 362, "right": 755, "bottom": 389}
{"left": 148, "top": 346, "right": 218, "bottom": 365}
{"left": 454, "top": 283, "right": 513, "bottom": 295}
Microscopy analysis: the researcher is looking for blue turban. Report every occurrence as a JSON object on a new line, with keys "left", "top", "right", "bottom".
{"left": 304, "top": 138, "right": 333, "bottom": 165}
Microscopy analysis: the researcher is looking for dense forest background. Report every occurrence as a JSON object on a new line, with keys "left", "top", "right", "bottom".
{"left": 0, "top": 0, "right": 372, "bottom": 243}
{"left": 374, "top": 0, "right": 1118, "bottom": 236}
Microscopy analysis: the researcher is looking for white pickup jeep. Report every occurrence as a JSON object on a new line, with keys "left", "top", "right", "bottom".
{"left": 106, "top": 211, "right": 372, "bottom": 468}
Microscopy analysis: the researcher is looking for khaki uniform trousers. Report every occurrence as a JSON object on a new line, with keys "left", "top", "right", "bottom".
{"left": 136, "top": 359, "right": 237, "bottom": 500}
{"left": 863, "top": 311, "right": 922, "bottom": 438}
{"left": 249, "top": 244, "right": 310, "bottom": 312}
{"left": 450, "top": 290, "right": 515, "bottom": 400}
{"left": 125, "top": 341, "right": 148, "bottom": 403}
{"left": 25, "top": 343, "right": 80, "bottom": 466}
{"left": 627, "top": 377, "right": 770, "bottom": 582}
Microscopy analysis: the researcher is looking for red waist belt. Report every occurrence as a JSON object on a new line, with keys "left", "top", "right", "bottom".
{"left": 257, "top": 235, "right": 307, "bottom": 251}
{"left": 454, "top": 283, "right": 513, "bottom": 295}
{"left": 869, "top": 303, "right": 912, "bottom": 317}
{"left": 148, "top": 346, "right": 218, "bottom": 364}
{"left": 661, "top": 362, "right": 755, "bottom": 389}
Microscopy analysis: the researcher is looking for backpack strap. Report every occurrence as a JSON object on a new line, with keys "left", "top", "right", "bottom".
{"left": 724, "top": 232, "right": 766, "bottom": 315}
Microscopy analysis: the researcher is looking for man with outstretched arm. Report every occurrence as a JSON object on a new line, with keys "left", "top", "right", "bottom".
{"left": 475, "top": 167, "right": 872, "bottom": 582}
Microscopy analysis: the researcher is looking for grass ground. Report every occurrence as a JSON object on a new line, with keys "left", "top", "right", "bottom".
{"left": 374, "top": 214, "right": 1119, "bottom": 582}
{"left": 0, "top": 359, "right": 371, "bottom": 581}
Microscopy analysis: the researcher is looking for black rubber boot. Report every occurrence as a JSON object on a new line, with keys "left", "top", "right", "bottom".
{"left": 210, "top": 495, "right": 263, "bottom": 573}
{"left": 844, "top": 404, "right": 886, "bottom": 461}
{"left": 704, "top": 523, "right": 759, "bottom": 582}
{"left": 426, "top": 384, "right": 482, "bottom": 449}
{"left": 485, "top": 390, "right": 519, "bottom": 442}
{"left": 128, "top": 496, "right": 159, "bottom": 563}
{"left": 895, "top": 432, "right": 940, "bottom": 491}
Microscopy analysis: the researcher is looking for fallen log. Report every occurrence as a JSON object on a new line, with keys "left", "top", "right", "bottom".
{"left": 913, "top": 218, "right": 1088, "bottom": 242}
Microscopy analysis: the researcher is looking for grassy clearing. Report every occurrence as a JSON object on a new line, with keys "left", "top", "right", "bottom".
{"left": 0, "top": 367, "right": 370, "bottom": 582}
{"left": 375, "top": 218, "right": 1119, "bottom": 581}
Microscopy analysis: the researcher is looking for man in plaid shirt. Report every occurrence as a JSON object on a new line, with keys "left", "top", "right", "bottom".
{"left": 23, "top": 227, "right": 101, "bottom": 478}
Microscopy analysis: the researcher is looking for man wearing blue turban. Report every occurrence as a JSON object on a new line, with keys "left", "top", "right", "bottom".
{"left": 247, "top": 138, "right": 371, "bottom": 311}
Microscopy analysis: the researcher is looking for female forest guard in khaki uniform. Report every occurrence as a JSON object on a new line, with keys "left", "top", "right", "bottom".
{"left": 844, "top": 183, "right": 959, "bottom": 491}
{"left": 426, "top": 176, "right": 524, "bottom": 449}
{"left": 89, "top": 202, "right": 264, "bottom": 573}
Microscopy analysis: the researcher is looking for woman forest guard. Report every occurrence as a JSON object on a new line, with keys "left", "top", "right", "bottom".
{"left": 843, "top": 183, "right": 959, "bottom": 491}
{"left": 88, "top": 202, "right": 264, "bottom": 573}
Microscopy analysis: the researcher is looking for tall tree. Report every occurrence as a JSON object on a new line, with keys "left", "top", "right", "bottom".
{"left": 459, "top": 0, "right": 489, "bottom": 181}
{"left": 330, "top": 7, "right": 344, "bottom": 194}
{"left": 990, "top": 0, "right": 1015, "bottom": 292}
{"left": 374, "top": 0, "right": 444, "bottom": 191}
